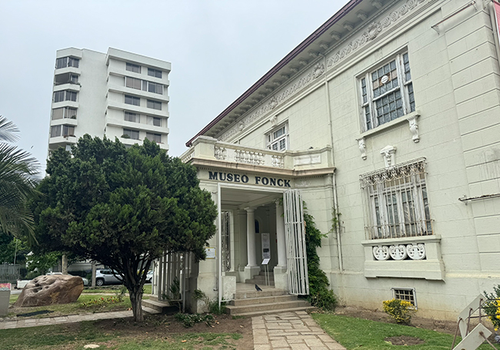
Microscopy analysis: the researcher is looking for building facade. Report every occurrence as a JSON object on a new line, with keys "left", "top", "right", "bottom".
{"left": 48, "top": 47, "right": 171, "bottom": 153}
{"left": 180, "top": 0, "right": 500, "bottom": 320}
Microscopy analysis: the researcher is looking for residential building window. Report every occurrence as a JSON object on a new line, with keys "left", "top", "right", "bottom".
{"left": 125, "top": 95, "right": 140, "bottom": 106}
{"left": 148, "top": 68, "right": 162, "bottom": 78}
{"left": 50, "top": 125, "right": 61, "bottom": 137}
{"left": 125, "top": 77, "right": 142, "bottom": 90}
{"left": 52, "top": 107, "right": 77, "bottom": 120}
{"left": 360, "top": 52, "right": 414, "bottom": 131}
{"left": 54, "top": 72, "right": 79, "bottom": 85}
{"left": 126, "top": 62, "right": 141, "bottom": 73}
{"left": 147, "top": 99, "right": 162, "bottom": 110}
{"left": 124, "top": 112, "right": 139, "bottom": 123}
{"left": 55, "top": 56, "right": 80, "bottom": 69}
{"left": 393, "top": 288, "right": 417, "bottom": 307}
{"left": 148, "top": 116, "right": 161, "bottom": 127}
{"left": 53, "top": 90, "right": 77, "bottom": 102}
{"left": 122, "top": 129, "right": 139, "bottom": 140}
{"left": 144, "top": 81, "right": 163, "bottom": 94}
{"left": 266, "top": 123, "right": 288, "bottom": 151}
{"left": 360, "top": 159, "right": 432, "bottom": 240}
{"left": 51, "top": 125, "right": 75, "bottom": 137}
{"left": 146, "top": 133, "right": 161, "bottom": 143}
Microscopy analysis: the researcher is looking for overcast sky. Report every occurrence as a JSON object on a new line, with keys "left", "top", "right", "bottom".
{"left": 1, "top": 0, "right": 346, "bottom": 174}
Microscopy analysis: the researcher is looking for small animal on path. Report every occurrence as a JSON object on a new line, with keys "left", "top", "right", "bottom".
{"left": 255, "top": 284, "right": 262, "bottom": 292}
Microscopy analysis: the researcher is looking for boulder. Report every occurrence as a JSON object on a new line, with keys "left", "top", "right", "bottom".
{"left": 14, "top": 274, "right": 84, "bottom": 307}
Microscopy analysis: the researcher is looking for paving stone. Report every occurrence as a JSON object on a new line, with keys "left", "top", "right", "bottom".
{"left": 254, "top": 336, "right": 270, "bottom": 344}
{"left": 286, "top": 335, "right": 307, "bottom": 344}
{"left": 290, "top": 343, "right": 310, "bottom": 350}
{"left": 304, "top": 337, "right": 325, "bottom": 347}
{"left": 325, "top": 342, "right": 346, "bottom": 350}
{"left": 254, "top": 345, "right": 271, "bottom": 350}
{"left": 271, "top": 338, "right": 290, "bottom": 348}
{"left": 318, "top": 334, "right": 335, "bottom": 342}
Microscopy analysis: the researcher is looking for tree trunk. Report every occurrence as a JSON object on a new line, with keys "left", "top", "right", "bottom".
{"left": 129, "top": 286, "right": 144, "bottom": 322}
{"left": 61, "top": 254, "right": 68, "bottom": 274}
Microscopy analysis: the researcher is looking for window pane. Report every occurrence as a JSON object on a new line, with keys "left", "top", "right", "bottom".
{"left": 54, "top": 91, "right": 64, "bottom": 102}
{"left": 153, "top": 117, "right": 161, "bottom": 126}
{"left": 50, "top": 125, "right": 61, "bottom": 137}
{"left": 125, "top": 95, "right": 140, "bottom": 106}
{"left": 52, "top": 108, "right": 64, "bottom": 120}
{"left": 55, "top": 57, "right": 67, "bottom": 69}
{"left": 126, "top": 63, "right": 141, "bottom": 73}
{"left": 126, "top": 77, "right": 141, "bottom": 90}
{"left": 123, "top": 129, "right": 139, "bottom": 140}
{"left": 148, "top": 68, "right": 162, "bottom": 78}
{"left": 146, "top": 133, "right": 161, "bottom": 143}
{"left": 124, "top": 112, "right": 139, "bottom": 123}
{"left": 147, "top": 100, "right": 161, "bottom": 110}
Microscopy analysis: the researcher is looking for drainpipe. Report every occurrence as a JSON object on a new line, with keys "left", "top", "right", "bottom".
{"left": 323, "top": 73, "right": 343, "bottom": 273}
{"left": 217, "top": 183, "right": 223, "bottom": 309}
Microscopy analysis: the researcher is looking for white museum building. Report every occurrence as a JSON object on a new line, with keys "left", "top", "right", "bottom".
{"left": 48, "top": 47, "right": 171, "bottom": 154}
{"left": 173, "top": 0, "right": 500, "bottom": 320}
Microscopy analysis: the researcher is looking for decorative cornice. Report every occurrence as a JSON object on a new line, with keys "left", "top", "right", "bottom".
{"left": 218, "top": 0, "right": 429, "bottom": 143}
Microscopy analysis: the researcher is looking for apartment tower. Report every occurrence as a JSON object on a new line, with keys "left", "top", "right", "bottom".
{"left": 48, "top": 47, "right": 170, "bottom": 153}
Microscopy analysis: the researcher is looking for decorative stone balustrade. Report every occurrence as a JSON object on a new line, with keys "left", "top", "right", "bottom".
{"left": 180, "top": 136, "right": 332, "bottom": 171}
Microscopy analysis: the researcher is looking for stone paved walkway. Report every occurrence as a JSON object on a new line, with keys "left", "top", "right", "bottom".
{"left": 0, "top": 310, "right": 133, "bottom": 329}
{"left": 252, "top": 311, "right": 345, "bottom": 350}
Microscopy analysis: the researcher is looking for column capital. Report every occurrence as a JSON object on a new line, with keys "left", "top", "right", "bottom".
{"left": 244, "top": 207, "right": 255, "bottom": 213}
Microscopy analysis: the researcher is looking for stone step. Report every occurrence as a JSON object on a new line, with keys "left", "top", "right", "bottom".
{"left": 245, "top": 278, "right": 275, "bottom": 286}
{"left": 235, "top": 288, "right": 287, "bottom": 299}
{"left": 229, "top": 294, "right": 297, "bottom": 306}
{"left": 142, "top": 299, "right": 179, "bottom": 314}
{"left": 142, "top": 306, "right": 160, "bottom": 315}
{"left": 230, "top": 305, "right": 316, "bottom": 317}
{"left": 226, "top": 300, "right": 314, "bottom": 316}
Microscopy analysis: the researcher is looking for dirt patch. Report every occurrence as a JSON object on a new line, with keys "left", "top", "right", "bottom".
{"left": 385, "top": 335, "right": 425, "bottom": 345}
{"left": 84, "top": 313, "right": 253, "bottom": 350}
{"left": 335, "top": 306, "right": 458, "bottom": 334}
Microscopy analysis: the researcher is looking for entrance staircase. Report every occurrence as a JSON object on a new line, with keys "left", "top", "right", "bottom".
{"left": 244, "top": 271, "right": 275, "bottom": 286}
{"left": 225, "top": 280, "right": 315, "bottom": 317}
{"left": 142, "top": 298, "right": 179, "bottom": 315}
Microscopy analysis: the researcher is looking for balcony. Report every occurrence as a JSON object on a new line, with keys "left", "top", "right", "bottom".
{"left": 181, "top": 136, "right": 334, "bottom": 175}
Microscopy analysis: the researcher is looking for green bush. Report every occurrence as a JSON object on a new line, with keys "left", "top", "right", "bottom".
{"left": 174, "top": 313, "right": 214, "bottom": 327}
{"left": 483, "top": 284, "right": 500, "bottom": 331}
{"left": 383, "top": 299, "right": 416, "bottom": 325}
{"left": 303, "top": 204, "right": 338, "bottom": 311}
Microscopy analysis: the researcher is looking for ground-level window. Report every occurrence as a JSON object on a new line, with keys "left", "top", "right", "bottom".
{"left": 266, "top": 123, "right": 288, "bottom": 151}
{"left": 393, "top": 288, "right": 417, "bottom": 308}
{"left": 360, "top": 159, "right": 432, "bottom": 240}
{"left": 360, "top": 51, "right": 415, "bottom": 131}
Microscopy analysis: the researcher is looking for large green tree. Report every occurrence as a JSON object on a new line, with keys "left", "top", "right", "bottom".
{"left": 33, "top": 135, "right": 217, "bottom": 321}
{"left": 0, "top": 116, "right": 39, "bottom": 242}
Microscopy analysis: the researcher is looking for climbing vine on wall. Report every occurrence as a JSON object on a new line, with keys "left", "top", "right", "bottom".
{"left": 304, "top": 203, "right": 338, "bottom": 311}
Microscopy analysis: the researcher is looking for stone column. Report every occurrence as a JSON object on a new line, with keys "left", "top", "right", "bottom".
{"left": 276, "top": 199, "right": 287, "bottom": 268}
{"left": 274, "top": 199, "right": 288, "bottom": 290}
{"left": 245, "top": 208, "right": 257, "bottom": 267}
{"left": 244, "top": 207, "right": 260, "bottom": 281}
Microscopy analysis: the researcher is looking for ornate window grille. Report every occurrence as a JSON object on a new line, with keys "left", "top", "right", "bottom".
{"left": 360, "top": 158, "right": 432, "bottom": 240}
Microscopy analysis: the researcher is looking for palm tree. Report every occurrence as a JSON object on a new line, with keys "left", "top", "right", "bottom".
{"left": 0, "top": 116, "right": 39, "bottom": 242}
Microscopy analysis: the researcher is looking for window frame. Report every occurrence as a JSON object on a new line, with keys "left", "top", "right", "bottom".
{"left": 360, "top": 159, "right": 432, "bottom": 240}
{"left": 55, "top": 56, "right": 80, "bottom": 69}
{"left": 123, "top": 128, "right": 140, "bottom": 140}
{"left": 126, "top": 62, "right": 141, "bottom": 73}
{"left": 148, "top": 68, "right": 162, "bottom": 78}
{"left": 266, "top": 123, "right": 289, "bottom": 151}
{"left": 53, "top": 90, "right": 77, "bottom": 103}
{"left": 359, "top": 51, "right": 414, "bottom": 132}
{"left": 125, "top": 95, "right": 140, "bottom": 106}
{"left": 124, "top": 111, "right": 140, "bottom": 123}
{"left": 147, "top": 99, "right": 162, "bottom": 110}
{"left": 145, "top": 132, "right": 162, "bottom": 143}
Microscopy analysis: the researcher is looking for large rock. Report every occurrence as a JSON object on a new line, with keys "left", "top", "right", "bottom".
{"left": 14, "top": 274, "right": 84, "bottom": 307}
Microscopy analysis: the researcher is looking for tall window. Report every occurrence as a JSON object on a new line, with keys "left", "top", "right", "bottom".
{"left": 52, "top": 107, "right": 77, "bottom": 120}
{"left": 360, "top": 159, "right": 432, "bottom": 240}
{"left": 123, "top": 129, "right": 139, "bottom": 140}
{"left": 124, "top": 112, "right": 139, "bottom": 123}
{"left": 55, "top": 56, "right": 79, "bottom": 69}
{"left": 126, "top": 62, "right": 141, "bottom": 73}
{"left": 148, "top": 68, "right": 162, "bottom": 78}
{"left": 125, "top": 95, "right": 140, "bottom": 106}
{"left": 53, "top": 90, "right": 77, "bottom": 102}
{"left": 125, "top": 77, "right": 142, "bottom": 90}
{"left": 146, "top": 132, "right": 161, "bottom": 143}
{"left": 360, "top": 52, "right": 414, "bottom": 131}
{"left": 147, "top": 99, "right": 161, "bottom": 110}
{"left": 266, "top": 123, "right": 288, "bottom": 151}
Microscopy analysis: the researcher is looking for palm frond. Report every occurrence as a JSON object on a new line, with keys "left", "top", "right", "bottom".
{"left": 0, "top": 116, "right": 20, "bottom": 143}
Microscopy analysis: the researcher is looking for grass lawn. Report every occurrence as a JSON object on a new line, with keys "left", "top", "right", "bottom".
{"left": 81, "top": 284, "right": 152, "bottom": 295}
{"left": 0, "top": 322, "right": 242, "bottom": 350}
{"left": 312, "top": 313, "right": 500, "bottom": 350}
{"left": 8, "top": 293, "right": 133, "bottom": 318}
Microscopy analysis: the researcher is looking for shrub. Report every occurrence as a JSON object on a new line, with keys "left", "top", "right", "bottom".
{"left": 383, "top": 299, "right": 416, "bottom": 325}
{"left": 483, "top": 284, "right": 500, "bottom": 331}
{"left": 174, "top": 313, "right": 214, "bottom": 328}
{"left": 304, "top": 205, "right": 338, "bottom": 311}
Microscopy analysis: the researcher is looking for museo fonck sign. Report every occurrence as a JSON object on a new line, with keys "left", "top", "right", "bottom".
{"left": 208, "top": 171, "right": 291, "bottom": 187}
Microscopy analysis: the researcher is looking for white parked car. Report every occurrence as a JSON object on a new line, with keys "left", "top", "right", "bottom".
{"left": 95, "top": 269, "right": 121, "bottom": 286}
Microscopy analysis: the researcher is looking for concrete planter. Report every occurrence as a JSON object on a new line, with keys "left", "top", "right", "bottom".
{"left": 0, "top": 289, "right": 10, "bottom": 316}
